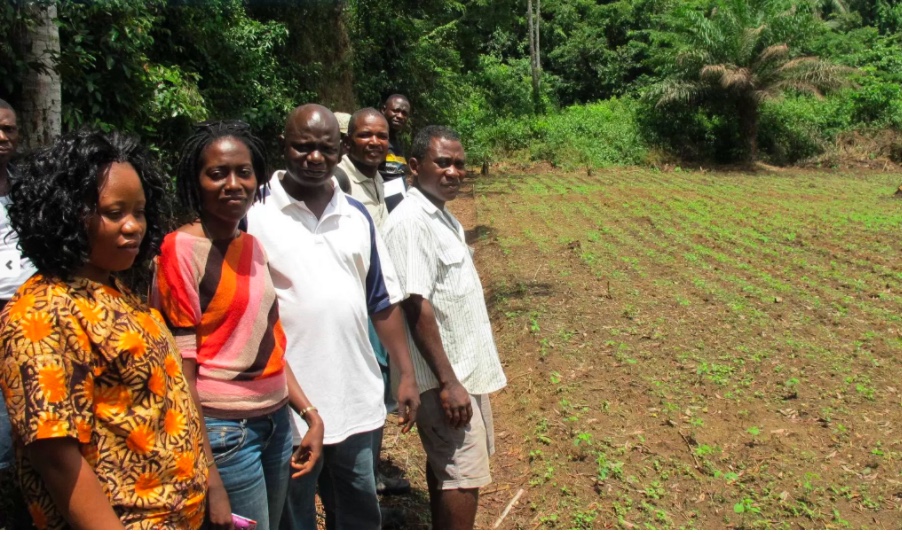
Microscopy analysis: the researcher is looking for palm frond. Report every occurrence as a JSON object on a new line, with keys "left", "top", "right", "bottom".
{"left": 757, "top": 43, "right": 789, "bottom": 64}
{"left": 650, "top": 79, "right": 709, "bottom": 108}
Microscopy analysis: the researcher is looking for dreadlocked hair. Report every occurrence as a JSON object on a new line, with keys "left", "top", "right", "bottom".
{"left": 175, "top": 120, "right": 269, "bottom": 220}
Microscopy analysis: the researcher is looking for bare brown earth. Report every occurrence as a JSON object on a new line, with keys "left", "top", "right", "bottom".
{"left": 382, "top": 168, "right": 902, "bottom": 530}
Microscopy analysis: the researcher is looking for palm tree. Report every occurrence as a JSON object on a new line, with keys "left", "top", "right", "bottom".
{"left": 650, "top": 0, "right": 851, "bottom": 162}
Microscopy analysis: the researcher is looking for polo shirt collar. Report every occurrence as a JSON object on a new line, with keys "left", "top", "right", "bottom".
{"left": 270, "top": 170, "right": 344, "bottom": 216}
{"left": 341, "top": 154, "right": 382, "bottom": 185}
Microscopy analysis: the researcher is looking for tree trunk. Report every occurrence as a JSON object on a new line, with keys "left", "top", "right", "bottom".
{"left": 737, "top": 98, "right": 759, "bottom": 163}
{"left": 18, "top": 1, "right": 61, "bottom": 150}
{"left": 535, "top": 0, "right": 541, "bottom": 83}
{"left": 527, "top": 0, "right": 541, "bottom": 114}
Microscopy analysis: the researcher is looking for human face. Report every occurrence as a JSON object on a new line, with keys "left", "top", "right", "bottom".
{"left": 198, "top": 137, "right": 257, "bottom": 231}
{"left": 345, "top": 114, "right": 389, "bottom": 174}
{"left": 382, "top": 98, "right": 410, "bottom": 132}
{"left": 410, "top": 137, "right": 466, "bottom": 210}
{"left": 0, "top": 109, "right": 18, "bottom": 165}
{"left": 282, "top": 113, "right": 340, "bottom": 189}
{"left": 80, "top": 162, "right": 147, "bottom": 283}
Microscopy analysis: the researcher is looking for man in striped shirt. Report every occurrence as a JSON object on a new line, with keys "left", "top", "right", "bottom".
{"left": 383, "top": 125, "right": 507, "bottom": 530}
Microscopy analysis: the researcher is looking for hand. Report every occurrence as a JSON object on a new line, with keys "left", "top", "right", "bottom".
{"left": 396, "top": 374, "right": 420, "bottom": 433}
{"left": 439, "top": 381, "right": 472, "bottom": 429}
{"left": 205, "top": 466, "right": 234, "bottom": 529}
{"left": 291, "top": 413, "right": 324, "bottom": 479}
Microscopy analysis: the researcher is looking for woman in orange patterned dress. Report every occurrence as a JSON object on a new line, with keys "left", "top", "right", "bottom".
{"left": 0, "top": 128, "right": 208, "bottom": 529}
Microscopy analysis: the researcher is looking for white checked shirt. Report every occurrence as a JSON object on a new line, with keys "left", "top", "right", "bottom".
{"left": 383, "top": 188, "right": 507, "bottom": 396}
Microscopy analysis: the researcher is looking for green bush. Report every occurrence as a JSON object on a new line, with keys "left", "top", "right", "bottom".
{"left": 758, "top": 94, "right": 854, "bottom": 165}
{"left": 462, "top": 98, "right": 646, "bottom": 169}
{"left": 539, "top": 99, "right": 646, "bottom": 168}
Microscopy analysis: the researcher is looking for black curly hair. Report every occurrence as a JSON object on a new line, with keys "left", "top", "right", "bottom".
{"left": 175, "top": 120, "right": 269, "bottom": 219}
{"left": 8, "top": 127, "right": 169, "bottom": 284}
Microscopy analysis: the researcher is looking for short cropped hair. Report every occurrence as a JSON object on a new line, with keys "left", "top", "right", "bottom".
{"left": 347, "top": 108, "right": 386, "bottom": 138}
{"left": 0, "top": 98, "right": 13, "bottom": 111}
{"left": 8, "top": 128, "right": 169, "bottom": 282}
{"left": 410, "top": 125, "right": 461, "bottom": 161}
{"left": 175, "top": 120, "right": 269, "bottom": 218}
{"left": 383, "top": 94, "right": 409, "bottom": 107}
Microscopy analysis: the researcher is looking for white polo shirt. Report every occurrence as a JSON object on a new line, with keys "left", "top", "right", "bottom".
{"left": 247, "top": 172, "right": 403, "bottom": 445}
{"left": 383, "top": 188, "right": 507, "bottom": 396}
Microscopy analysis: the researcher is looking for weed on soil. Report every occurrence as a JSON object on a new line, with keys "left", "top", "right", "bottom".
{"left": 383, "top": 169, "right": 902, "bottom": 529}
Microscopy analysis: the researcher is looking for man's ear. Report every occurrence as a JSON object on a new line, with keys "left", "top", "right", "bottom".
{"left": 407, "top": 157, "right": 419, "bottom": 184}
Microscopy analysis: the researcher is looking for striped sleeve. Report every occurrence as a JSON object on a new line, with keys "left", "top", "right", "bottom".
{"left": 383, "top": 217, "right": 437, "bottom": 301}
{"left": 153, "top": 235, "right": 201, "bottom": 359}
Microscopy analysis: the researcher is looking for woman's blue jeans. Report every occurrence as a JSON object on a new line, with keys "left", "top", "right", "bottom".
{"left": 206, "top": 404, "right": 293, "bottom": 530}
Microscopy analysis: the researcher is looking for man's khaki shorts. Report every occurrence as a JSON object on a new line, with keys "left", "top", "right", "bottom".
{"left": 417, "top": 388, "right": 495, "bottom": 490}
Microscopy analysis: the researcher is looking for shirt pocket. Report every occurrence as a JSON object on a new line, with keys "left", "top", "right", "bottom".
{"left": 436, "top": 243, "right": 475, "bottom": 300}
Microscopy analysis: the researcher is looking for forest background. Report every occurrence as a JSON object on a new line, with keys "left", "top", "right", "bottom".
{"left": 1, "top": 0, "right": 901, "bottom": 171}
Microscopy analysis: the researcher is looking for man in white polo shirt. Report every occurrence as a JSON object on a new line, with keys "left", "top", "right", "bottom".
{"left": 246, "top": 104, "right": 420, "bottom": 530}
{"left": 383, "top": 125, "right": 507, "bottom": 530}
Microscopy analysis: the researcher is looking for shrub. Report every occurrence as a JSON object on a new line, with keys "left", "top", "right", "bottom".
{"left": 461, "top": 98, "right": 646, "bottom": 170}
{"left": 758, "top": 94, "right": 854, "bottom": 165}
{"left": 539, "top": 99, "right": 647, "bottom": 168}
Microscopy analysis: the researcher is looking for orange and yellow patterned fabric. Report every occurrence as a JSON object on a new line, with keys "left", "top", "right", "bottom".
{"left": 0, "top": 275, "right": 208, "bottom": 529}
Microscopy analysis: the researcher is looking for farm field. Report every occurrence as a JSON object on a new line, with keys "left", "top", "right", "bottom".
{"left": 382, "top": 168, "right": 902, "bottom": 530}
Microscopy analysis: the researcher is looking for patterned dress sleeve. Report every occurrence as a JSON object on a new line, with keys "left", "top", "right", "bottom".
{"left": 0, "top": 285, "right": 95, "bottom": 447}
{"left": 153, "top": 235, "right": 201, "bottom": 360}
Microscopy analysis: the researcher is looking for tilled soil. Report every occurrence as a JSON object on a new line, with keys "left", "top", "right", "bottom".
{"left": 382, "top": 169, "right": 902, "bottom": 530}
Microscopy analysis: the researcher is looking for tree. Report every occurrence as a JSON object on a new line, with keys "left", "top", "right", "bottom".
{"left": 649, "top": 0, "right": 851, "bottom": 162}
{"left": 18, "top": 1, "right": 61, "bottom": 149}
{"left": 527, "top": 0, "right": 541, "bottom": 113}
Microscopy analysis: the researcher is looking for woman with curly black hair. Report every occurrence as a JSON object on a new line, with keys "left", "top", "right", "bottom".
{"left": 153, "top": 120, "right": 324, "bottom": 530}
{"left": 0, "top": 128, "right": 209, "bottom": 529}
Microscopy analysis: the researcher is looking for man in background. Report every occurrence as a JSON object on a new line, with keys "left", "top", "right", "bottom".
{"left": 336, "top": 107, "right": 413, "bottom": 497}
{"left": 0, "top": 99, "right": 37, "bottom": 529}
{"left": 332, "top": 111, "right": 352, "bottom": 193}
{"left": 379, "top": 94, "right": 411, "bottom": 211}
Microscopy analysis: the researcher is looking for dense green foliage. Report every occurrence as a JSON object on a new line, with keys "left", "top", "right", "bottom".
{"left": 0, "top": 0, "right": 900, "bottom": 168}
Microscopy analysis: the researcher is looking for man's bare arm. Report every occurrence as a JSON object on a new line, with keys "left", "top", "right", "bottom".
{"left": 400, "top": 295, "right": 472, "bottom": 428}
{"left": 372, "top": 303, "right": 420, "bottom": 432}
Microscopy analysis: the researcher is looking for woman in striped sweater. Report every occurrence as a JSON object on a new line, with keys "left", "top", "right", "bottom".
{"left": 153, "top": 121, "right": 324, "bottom": 529}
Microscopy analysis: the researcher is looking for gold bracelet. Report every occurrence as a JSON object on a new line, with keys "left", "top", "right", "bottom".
{"left": 206, "top": 458, "right": 216, "bottom": 468}
{"left": 299, "top": 406, "right": 318, "bottom": 417}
